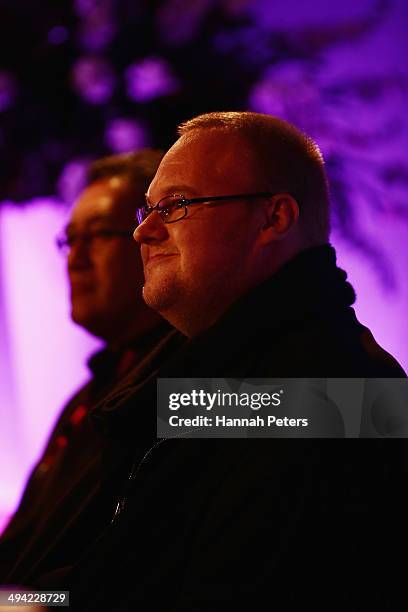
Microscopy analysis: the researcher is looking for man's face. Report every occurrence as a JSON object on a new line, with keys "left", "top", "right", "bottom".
{"left": 67, "top": 176, "right": 148, "bottom": 341}
{"left": 134, "top": 130, "right": 266, "bottom": 333}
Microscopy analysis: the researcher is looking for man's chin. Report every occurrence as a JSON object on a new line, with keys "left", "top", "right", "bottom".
{"left": 142, "top": 281, "right": 177, "bottom": 315}
{"left": 71, "top": 307, "right": 102, "bottom": 335}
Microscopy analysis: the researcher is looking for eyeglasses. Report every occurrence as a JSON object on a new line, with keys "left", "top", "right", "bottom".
{"left": 136, "top": 192, "right": 277, "bottom": 225}
{"left": 56, "top": 228, "right": 134, "bottom": 255}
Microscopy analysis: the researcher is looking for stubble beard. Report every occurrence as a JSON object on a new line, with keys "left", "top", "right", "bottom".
{"left": 142, "top": 270, "right": 184, "bottom": 317}
{"left": 141, "top": 270, "right": 210, "bottom": 336}
{"left": 142, "top": 268, "right": 236, "bottom": 337}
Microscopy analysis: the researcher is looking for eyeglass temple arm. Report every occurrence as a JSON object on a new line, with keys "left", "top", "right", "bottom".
{"left": 183, "top": 192, "right": 276, "bottom": 205}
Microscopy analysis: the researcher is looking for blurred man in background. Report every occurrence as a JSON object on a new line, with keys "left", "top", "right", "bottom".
{"left": 0, "top": 149, "right": 180, "bottom": 586}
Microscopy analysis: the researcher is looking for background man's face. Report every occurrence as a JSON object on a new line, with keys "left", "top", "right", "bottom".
{"left": 67, "top": 176, "right": 146, "bottom": 341}
{"left": 134, "top": 130, "right": 266, "bottom": 329}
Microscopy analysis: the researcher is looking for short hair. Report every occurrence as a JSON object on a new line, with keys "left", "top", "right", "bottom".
{"left": 178, "top": 112, "right": 330, "bottom": 243}
{"left": 86, "top": 148, "right": 164, "bottom": 194}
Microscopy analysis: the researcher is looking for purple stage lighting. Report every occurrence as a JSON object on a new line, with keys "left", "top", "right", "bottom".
{"left": 72, "top": 56, "right": 116, "bottom": 104}
{"left": 0, "top": 71, "right": 17, "bottom": 112}
{"left": 48, "top": 26, "right": 69, "bottom": 45}
{"left": 78, "top": 16, "right": 116, "bottom": 51}
{"left": 57, "top": 159, "right": 90, "bottom": 205}
{"left": 74, "top": 0, "right": 103, "bottom": 18}
{"left": 104, "top": 117, "right": 148, "bottom": 153}
{"left": 125, "top": 57, "right": 178, "bottom": 102}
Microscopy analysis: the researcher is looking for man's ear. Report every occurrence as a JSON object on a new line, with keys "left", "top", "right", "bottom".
{"left": 259, "top": 193, "right": 300, "bottom": 244}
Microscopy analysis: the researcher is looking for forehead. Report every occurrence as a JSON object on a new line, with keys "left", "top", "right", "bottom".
{"left": 70, "top": 176, "right": 141, "bottom": 225}
{"left": 148, "top": 130, "right": 260, "bottom": 199}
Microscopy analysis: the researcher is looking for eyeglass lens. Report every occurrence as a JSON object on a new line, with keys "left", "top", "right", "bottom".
{"left": 137, "top": 196, "right": 186, "bottom": 224}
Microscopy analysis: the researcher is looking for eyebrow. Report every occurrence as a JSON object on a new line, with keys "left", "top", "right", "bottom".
{"left": 145, "top": 185, "right": 201, "bottom": 205}
{"left": 65, "top": 215, "right": 116, "bottom": 232}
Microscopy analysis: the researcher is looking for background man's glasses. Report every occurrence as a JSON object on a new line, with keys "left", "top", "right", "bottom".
{"left": 136, "top": 192, "right": 277, "bottom": 225}
{"left": 56, "top": 229, "right": 134, "bottom": 255}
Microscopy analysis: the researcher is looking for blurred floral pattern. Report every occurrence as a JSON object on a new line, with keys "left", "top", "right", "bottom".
{"left": 0, "top": 0, "right": 407, "bottom": 282}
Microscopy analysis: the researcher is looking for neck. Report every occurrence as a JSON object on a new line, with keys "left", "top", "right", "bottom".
{"left": 161, "top": 310, "right": 218, "bottom": 339}
{"left": 160, "top": 288, "right": 250, "bottom": 338}
{"left": 105, "top": 309, "right": 163, "bottom": 351}
{"left": 161, "top": 243, "right": 315, "bottom": 338}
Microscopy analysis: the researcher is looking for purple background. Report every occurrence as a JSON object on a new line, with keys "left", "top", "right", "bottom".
{"left": 0, "top": 0, "right": 407, "bottom": 530}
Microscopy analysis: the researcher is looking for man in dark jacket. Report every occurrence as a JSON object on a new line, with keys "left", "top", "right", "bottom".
{"left": 0, "top": 149, "right": 182, "bottom": 587}
{"left": 65, "top": 112, "right": 406, "bottom": 609}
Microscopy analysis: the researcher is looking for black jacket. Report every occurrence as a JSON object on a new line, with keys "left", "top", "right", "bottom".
{"left": 62, "top": 244, "right": 406, "bottom": 609}
{"left": 0, "top": 323, "right": 178, "bottom": 587}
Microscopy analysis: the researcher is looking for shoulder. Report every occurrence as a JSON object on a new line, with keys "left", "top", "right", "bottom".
{"left": 254, "top": 308, "right": 406, "bottom": 377}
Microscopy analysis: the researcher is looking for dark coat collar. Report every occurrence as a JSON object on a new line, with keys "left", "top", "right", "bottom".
{"left": 86, "top": 322, "right": 173, "bottom": 379}
{"left": 157, "top": 243, "right": 356, "bottom": 374}
{"left": 208, "top": 243, "right": 355, "bottom": 336}
{"left": 92, "top": 243, "right": 357, "bottom": 438}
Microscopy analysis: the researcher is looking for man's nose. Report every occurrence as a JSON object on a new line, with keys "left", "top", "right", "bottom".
{"left": 133, "top": 211, "right": 169, "bottom": 244}
{"left": 67, "top": 237, "right": 93, "bottom": 269}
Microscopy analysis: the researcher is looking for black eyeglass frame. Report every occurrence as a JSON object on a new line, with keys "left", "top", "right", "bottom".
{"left": 56, "top": 229, "right": 134, "bottom": 253}
{"left": 136, "top": 191, "right": 278, "bottom": 225}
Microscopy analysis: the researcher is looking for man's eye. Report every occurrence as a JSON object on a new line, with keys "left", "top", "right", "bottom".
{"left": 160, "top": 206, "right": 173, "bottom": 218}
{"left": 157, "top": 201, "right": 172, "bottom": 211}
{"left": 94, "top": 229, "right": 112, "bottom": 237}
{"left": 168, "top": 199, "right": 184, "bottom": 211}
{"left": 158, "top": 202, "right": 174, "bottom": 215}
{"left": 158, "top": 198, "right": 183, "bottom": 208}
